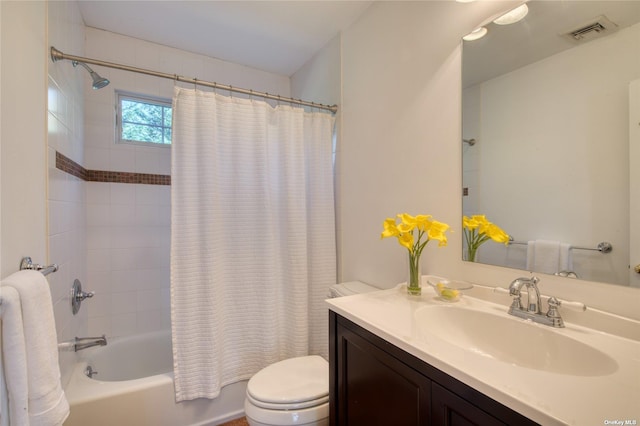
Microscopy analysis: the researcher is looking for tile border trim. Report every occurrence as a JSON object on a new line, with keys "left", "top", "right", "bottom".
{"left": 55, "top": 151, "right": 171, "bottom": 185}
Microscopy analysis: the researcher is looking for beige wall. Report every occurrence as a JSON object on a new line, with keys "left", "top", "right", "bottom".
{"left": 1, "top": 1, "right": 47, "bottom": 278}
{"left": 336, "top": 1, "right": 639, "bottom": 319}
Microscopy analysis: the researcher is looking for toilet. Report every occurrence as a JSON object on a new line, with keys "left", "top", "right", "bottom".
{"left": 244, "top": 281, "right": 379, "bottom": 426}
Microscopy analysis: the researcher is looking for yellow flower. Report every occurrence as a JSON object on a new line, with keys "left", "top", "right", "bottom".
{"left": 428, "top": 220, "right": 450, "bottom": 246}
{"left": 462, "top": 215, "right": 510, "bottom": 262}
{"left": 398, "top": 232, "right": 414, "bottom": 252}
{"left": 462, "top": 215, "right": 481, "bottom": 230}
{"left": 381, "top": 218, "right": 400, "bottom": 238}
{"left": 381, "top": 213, "right": 450, "bottom": 254}
{"left": 382, "top": 213, "right": 450, "bottom": 294}
{"left": 485, "top": 223, "right": 510, "bottom": 244}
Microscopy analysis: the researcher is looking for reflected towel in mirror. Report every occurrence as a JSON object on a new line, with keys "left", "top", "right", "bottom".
{"left": 526, "top": 240, "right": 573, "bottom": 275}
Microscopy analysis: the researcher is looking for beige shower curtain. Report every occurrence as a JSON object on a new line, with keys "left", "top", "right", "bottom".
{"left": 170, "top": 88, "right": 336, "bottom": 401}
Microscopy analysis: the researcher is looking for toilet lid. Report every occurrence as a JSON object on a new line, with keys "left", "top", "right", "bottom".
{"left": 247, "top": 355, "right": 329, "bottom": 408}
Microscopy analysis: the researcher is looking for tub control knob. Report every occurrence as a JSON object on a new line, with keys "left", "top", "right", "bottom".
{"left": 77, "top": 290, "right": 95, "bottom": 301}
{"left": 71, "top": 279, "right": 94, "bottom": 315}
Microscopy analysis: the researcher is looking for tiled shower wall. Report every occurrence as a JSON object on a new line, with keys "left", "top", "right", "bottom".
{"left": 47, "top": 0, "right": 87, "bottom": 385}
{"left": 82, "top": 27, "right": 291, "bottom": 337}
{"left": 85, "top": 182, "right": 171, "bottom": 336}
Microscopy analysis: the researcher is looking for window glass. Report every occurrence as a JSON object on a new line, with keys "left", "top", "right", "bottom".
{"left": 117, "top": 91, "right": 172, "bottom": 145}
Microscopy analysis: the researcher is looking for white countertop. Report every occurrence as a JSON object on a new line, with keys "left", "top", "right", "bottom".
{"left": 326, "top": 283, "right": 640, "bottom": 426}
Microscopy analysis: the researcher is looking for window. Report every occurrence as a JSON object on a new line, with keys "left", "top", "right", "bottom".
{"left": 117, "top": 91, "right": 172, "bottom": 145}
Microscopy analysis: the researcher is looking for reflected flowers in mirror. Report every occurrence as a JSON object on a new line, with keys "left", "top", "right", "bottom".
{"left": 463, "top": 215, "right": 509, "bottom": 262}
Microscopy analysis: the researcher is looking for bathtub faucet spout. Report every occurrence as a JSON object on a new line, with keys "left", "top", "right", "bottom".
{"left": 74, "top": 335, "right": 107, "bottom": 352}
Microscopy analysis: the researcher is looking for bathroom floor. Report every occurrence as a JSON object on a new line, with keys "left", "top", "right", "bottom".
{"left": 220, "top": 417, "right": 249, "bottom": 426}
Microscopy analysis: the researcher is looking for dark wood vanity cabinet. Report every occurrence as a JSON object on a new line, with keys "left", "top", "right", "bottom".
{"left": 329, "top": 312, "right": 539, "bottom": 426}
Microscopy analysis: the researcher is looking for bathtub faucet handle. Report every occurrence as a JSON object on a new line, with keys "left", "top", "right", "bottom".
{"left": 76, "top": 289, "right": 95, "bottom": 301}
{"left": 71, "top": 279, "right": 95, "bottom": 315}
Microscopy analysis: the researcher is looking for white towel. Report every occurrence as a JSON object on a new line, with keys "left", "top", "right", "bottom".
{"left": 1, "top": 271, "right": 69, "bottom": 426}
{"left": 559, "top": 242, "right": 573, "bottom": 273}
{"left": 526, "top": 240, "right": 573, "bottom": 275}
{"left": 0, "top": 286, "right": 29, "bottom": 425}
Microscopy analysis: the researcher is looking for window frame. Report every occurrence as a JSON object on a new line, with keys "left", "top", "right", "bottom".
{"left": 116, "top": 90, "right": 172, "bottom": 147}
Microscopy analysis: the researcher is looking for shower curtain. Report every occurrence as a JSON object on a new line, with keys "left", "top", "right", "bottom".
{"left": 170, "top": 88, "right": 336, "bottom": 401}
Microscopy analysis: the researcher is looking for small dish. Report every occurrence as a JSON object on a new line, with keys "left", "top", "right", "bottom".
{"left": 426, "top": 277, "right": 473, "bottom": 302}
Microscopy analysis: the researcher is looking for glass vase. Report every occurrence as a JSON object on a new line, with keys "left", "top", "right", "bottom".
{"left": 407, "top": 252, "right": 421, "bottom": 296}
{"left": 465, "top": 245, "right": 478, "bottom": 262}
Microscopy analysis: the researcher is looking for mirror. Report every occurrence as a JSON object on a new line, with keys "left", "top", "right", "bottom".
{"left": 462, "top": 1, "right": 640, "bottom": 287}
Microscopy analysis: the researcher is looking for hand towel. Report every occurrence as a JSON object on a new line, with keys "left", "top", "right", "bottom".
{"left": 559, "top": 242, "right": 573, "bottom": 273}
{"left": 0, "top": 286, "right": 29, "bottom": 425}
{"left": 1, "top": 270, "right": 69, "bottom": 426}
{"left": 526, "top": 240, "right": 561, "bottom": 274}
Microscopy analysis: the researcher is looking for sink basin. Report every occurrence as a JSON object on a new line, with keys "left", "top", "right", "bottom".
{"left": 415, "top": 305, "right": 618, "bottom": 376}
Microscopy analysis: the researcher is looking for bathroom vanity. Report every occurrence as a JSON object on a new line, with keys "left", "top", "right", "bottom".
{"left": 326, "top": 284, "right": 640, "bottom": 425}
{"left": 329, "top": 312, "right": 536, "bottom": 425}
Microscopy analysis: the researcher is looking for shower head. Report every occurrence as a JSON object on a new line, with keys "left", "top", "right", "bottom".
{"left": 72, "top": 60, "right": 110, "bottom": 90}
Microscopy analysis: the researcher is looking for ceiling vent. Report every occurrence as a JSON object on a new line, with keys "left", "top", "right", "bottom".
{"left": 563, "top": 15, "right": 618, "bottom": 43}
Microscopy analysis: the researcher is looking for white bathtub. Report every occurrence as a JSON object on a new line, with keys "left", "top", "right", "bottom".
{"left": 63, "top": 330, "right": 247, "bottom": 426}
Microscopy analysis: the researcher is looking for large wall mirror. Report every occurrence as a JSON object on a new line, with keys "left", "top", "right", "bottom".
{"left": 462, "top": 1, "right": 640, "bottom": 287}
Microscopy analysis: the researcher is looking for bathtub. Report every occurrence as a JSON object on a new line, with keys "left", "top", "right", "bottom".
{"left": 63, "top": 330, "right": 247, "bottom": 426}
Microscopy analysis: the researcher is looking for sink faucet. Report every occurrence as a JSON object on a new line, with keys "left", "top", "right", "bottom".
{"left": 507, "top": 277, "right": 565, "bottom": 327}
{"left": 508, "top": 276, "right": 542, "bottom": 314}
{"left": 74, "top": 335, "right": 107, "bottom": 352}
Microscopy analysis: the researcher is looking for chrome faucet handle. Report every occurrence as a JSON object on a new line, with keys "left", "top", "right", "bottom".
{"left": 546, "top": 297, "right": 564, "bottom": 328}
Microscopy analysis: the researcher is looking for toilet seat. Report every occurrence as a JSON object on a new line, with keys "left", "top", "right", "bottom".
{"left": 246, "top": 392, "right": 329, "bottom": 410}
{"left": 246, "top": 355, "right": 329, "bottom": 410}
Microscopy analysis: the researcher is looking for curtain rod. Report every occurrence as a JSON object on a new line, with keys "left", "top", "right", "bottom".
{"left": 50, "top": 46, "right": 338, "bottom": 114}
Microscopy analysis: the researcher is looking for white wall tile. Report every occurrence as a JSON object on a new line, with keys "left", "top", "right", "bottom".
{"left": 87, "top": 291, "right": 112, "bottom": 318}
{"left": 111, "top": 269, "right": 138, "bottom": 293}
{"left": 109, "top": 149, "right": 136, "bottom": 172}
{"left": 137, "top": 289, "right": 162, "bottom": 312}
{"left": 137, "top": 309, "right": 163, "bottom": 333}
{"left": 87, "top": 315, "right": 112, "bottom": 337}
{"left": 111, "top": 313, "right": 137, "bottom": 337}
{"left": 110, "top": 203, "right": 136, "bottom": 227}
{"left": 111, "top": 291, "right": 138, "bottom": 315}
{"left": 87, "top": 226, "right": 112, "bottom": 249}
{"left": 47, "top": 0, "right": 87, "bottom": 387}
{"left": 86, "top": 182, "right": 111, "bottom": 204}
{"left": 110, "top": 183, "right": 136, "bottom": 205}
{"left": 86, "top": 203, "right": 112, "bottom": 227}
{"left": 135, "top": 184, "right": 161, "bottom": 205}
{"left": 87, "top": 248, "right": 112, "bottom": 272}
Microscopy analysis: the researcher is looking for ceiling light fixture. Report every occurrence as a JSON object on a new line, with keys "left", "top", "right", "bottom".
{"left": 462, "top": 27, "right": 488, "bottom": 41}
{"left": 493, "top": 4, "right": 529, "bottom": 25}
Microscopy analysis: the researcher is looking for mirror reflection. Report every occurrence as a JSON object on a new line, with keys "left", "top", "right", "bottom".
{"left": 462, "top": 1, "right": 640, "bottom": 287}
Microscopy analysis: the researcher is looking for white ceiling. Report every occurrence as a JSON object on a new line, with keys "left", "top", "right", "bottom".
{"left": 463, "top": 0, "right": 640, "bottom": 87}
{"left": 77, "top": 1, "right": 372, "bottom": 76}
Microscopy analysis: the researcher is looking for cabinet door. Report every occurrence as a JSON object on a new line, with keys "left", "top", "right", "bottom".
{"left": 335, "top": 323, "right": 431, "bottom": 426}
{"left": 431, "top": 382, "right": 506, "bottom": 426}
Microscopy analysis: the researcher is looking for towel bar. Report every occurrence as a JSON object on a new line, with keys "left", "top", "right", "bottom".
{"left": 0, "top": 258, "right": 59, "bottom": 306}
{"left": 20, "top": 256, "right": 59, "bottom": 276}
{"left": 506, "top": 240, "right": 612, "bottom": 254}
